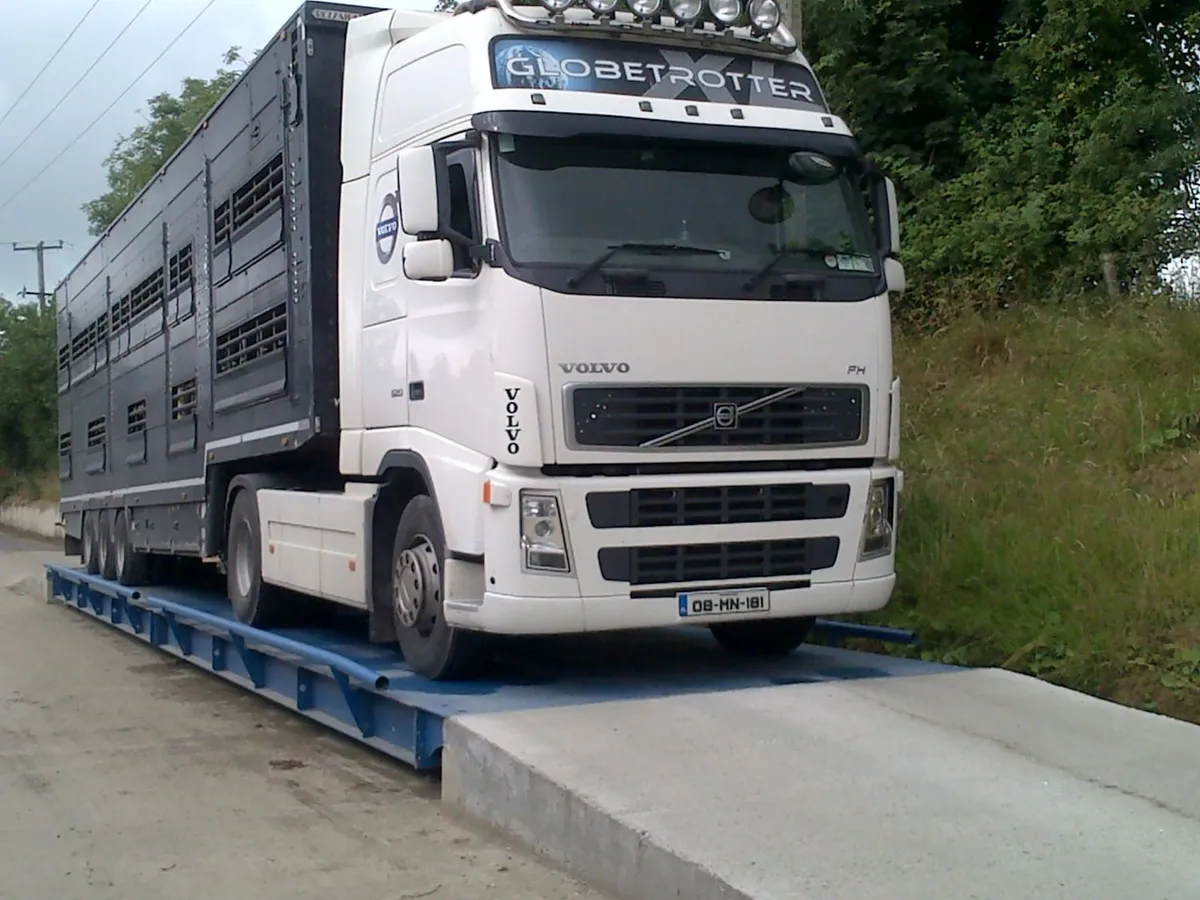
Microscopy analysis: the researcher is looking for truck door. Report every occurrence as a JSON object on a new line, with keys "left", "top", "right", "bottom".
{"left": 361, "top": 156, "right": 409, "bottom": 430}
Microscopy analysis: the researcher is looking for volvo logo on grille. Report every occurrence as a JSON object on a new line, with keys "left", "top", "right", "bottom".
{"left": 640, "top": 386, "right": 808, "bottom": 448}
{"left": 713, "top": 402, "right": 739, "bottom": 430}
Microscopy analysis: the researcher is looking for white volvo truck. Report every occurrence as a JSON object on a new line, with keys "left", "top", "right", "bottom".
{"left": 56, "top": 0, "right": 905, "bottom": 679}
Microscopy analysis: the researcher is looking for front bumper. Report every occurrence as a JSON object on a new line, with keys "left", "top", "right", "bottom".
{"left": 446, "top": 464, "right": 901, "bottom": 634}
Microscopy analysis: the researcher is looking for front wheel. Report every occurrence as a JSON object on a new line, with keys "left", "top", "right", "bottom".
{"left": 226, "top": 489, "right": 288, "bottom": 629}
{"left": 709, "top": 616, "right": 816, "bottom": 657}
{"left": 390, "top": 494, "right": 489, "bottom": 680}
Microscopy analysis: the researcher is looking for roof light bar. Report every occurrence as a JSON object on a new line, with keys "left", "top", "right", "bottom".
{"left": 493, "top": 0, "right": 799, "bottom": 54}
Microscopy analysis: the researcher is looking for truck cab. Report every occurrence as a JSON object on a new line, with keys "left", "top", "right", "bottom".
{"left": 322, "top": 0, "right": 905, "bottom": 676}
{"left": 56, "top": 0, "right": 903, "bottom": 682}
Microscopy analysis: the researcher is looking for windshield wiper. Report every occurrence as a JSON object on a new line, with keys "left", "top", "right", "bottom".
{"left": 743, "top": 247, "right": 833, "bottom": 292}
{"left": 568, "top": 242, "right": 728, "bottom": 288}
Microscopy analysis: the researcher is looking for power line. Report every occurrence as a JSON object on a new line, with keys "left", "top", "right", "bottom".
{"left": 0, "top": 0, "right": 217, "bottom": 217}
{"left": 0, "top": 0, "right": 156, "bottom": 178}
{"left": 0, "top": 0, "right": 105, "bottom": 134}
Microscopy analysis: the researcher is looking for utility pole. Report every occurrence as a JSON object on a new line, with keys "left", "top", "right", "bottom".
{"left": 12, "top": 240, "right": 64, "bottom": 314}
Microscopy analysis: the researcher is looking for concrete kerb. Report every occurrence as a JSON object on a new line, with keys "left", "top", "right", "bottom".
{"left": 0, "top": 502, "right": 61, "bottom": 541}
{"left": 442, "top": 717, "right": 750, "bottom": 900}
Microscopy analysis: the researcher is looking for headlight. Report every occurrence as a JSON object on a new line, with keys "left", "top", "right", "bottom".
{"left": 668, "top": 0, "right": 704, "bottom": 20}
{"left": 747, "top": 0, "right": 780, "bottom": 32}
{"left": 859, "top": 478, "right": 895, "bottom": 559}
{"left": 520, "top": 491, "right": 572, "bottom": 573}
{"left": 628, "top": 0, "right": 662, "bottom": 16}
{"left": 708, "top": 0, "right": 741, "bottom": 25}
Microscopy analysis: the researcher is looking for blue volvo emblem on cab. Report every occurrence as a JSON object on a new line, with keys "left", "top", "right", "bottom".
{"left": 375, "top": 192, "right": 399, "bottom": 265}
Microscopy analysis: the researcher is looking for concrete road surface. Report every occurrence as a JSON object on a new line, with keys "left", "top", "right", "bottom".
{"left": 0, "top": 530, "right": 608, "bottom": 900}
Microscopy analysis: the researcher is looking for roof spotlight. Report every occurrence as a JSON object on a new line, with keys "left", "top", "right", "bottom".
{"left": 707, "top": 0, "right": 741, "bottom": 25}
{"left": 668, "top": 0, "right": 704, "bottom": 21}
{"left": 628, "top": 0, "right": 662, "bottom": 16}
{"left": 747, "top": 0, "right": 780, "bottom": 32}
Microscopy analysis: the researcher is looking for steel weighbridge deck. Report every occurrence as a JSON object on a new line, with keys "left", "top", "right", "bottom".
{"left": 44, "top": 562, "right": 936, "bottom": 770}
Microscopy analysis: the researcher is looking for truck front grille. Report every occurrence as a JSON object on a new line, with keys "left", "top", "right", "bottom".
{"left": 568, "top": 384, "right": 866, "bottom": 449}
{"left": 598, "top": 537, "right": 840, "bottom": 586}
{"left": 586, "top": 483, "right": 851, "bottom": 529}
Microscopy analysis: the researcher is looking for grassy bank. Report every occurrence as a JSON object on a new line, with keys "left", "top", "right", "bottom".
{"left": 0, "top": 470, "right": 58, "bottom": 507}
{"left": 877, "top": 297, "right": 1200, "bottom": 723}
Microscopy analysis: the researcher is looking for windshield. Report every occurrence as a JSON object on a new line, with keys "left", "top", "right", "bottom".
{"left": 490, "top": 132, "right": 880, "bottom": 286}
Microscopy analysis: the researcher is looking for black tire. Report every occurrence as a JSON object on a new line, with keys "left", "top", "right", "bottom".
{"left": 709, "top": 616, "right": 816, "bottom": 657}
{"left": 390, "top": 494, "right": 489, "bottom": 680}
{"left": 97, "top": 509, "right": 118, "bottom": 581}
{"left": 225, "top": 488, "right": 288, "bottom": 629}
{"left": 81, "top": 512, "right": 100, "bottom": 575}
{"left": 113, "top": 509, "right": 150, "bottom": 587}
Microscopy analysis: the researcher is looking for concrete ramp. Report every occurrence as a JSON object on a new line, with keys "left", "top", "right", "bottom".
{"left": 444, "top": 668, "right": 1200, "bottom": 900}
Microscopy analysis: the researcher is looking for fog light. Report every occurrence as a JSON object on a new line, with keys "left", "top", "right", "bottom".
{"left": 859, "top": 478, "right": 895, "bottom": 559}
{"left": 520, "top": 491, "right": 572, "bottom": 573}
{"left": 540, "top": 0, "right": 576, "bottom": 10}
{"left": 585, "top": 0, "right": 620, "bottom": 12}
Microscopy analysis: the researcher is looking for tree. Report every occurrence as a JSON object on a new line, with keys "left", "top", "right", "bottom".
{"left": 805, "top": 0, "right": 1200, "bottom": 306}
{"left": 0, "top": 296, "right": 56, "bottom": 481}
{"left": 82, "top": 48, "right": 246, "bottom": 236}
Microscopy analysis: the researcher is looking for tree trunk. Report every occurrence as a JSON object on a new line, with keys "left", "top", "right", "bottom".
{"left": 1101, "top": 252, "right": 1120, "bottom": 299}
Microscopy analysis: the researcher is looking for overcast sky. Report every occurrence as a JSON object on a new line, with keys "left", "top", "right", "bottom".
{"left": 0, "top": 0, "right": 434, "bottom": 300}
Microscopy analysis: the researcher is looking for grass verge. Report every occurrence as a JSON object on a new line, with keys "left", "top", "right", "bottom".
{"left": 871, "top": 297, "right": 1200, "bottom": 724}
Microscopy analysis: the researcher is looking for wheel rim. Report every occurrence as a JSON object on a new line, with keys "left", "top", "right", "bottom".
{"left": 115, "top": 517, "right": 126, "bottom": 574}
{"left": 233, "top": 522, "right": 254, "bottom": 598}
{"left": 394, "top": 534, "right": 440, "bottom": 637}
{"left": 97, "top": 519, "right": 108, "bottom": 570}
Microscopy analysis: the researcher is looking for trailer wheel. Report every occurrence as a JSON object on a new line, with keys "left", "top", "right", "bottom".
{"left": 390, "top": 494, "right": 488, "bottom": 681}
{"left": 226, "top": 489, "right": 287, "bottom": 629}
{"left": 97, "top": 509, "right": 118, "bottom": 581}
{"left": 113, "top": 509, "right": 150, "bottom": 586}
{"left": 709, "top": 616, "right": 816, "bottom": 657}
{"left": 82, "top": 512, "right": 100, "bottom": 575}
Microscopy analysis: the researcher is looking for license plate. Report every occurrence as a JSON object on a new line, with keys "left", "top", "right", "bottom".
{"left": 677, "top": 587, "right": 771, "bottom": 618}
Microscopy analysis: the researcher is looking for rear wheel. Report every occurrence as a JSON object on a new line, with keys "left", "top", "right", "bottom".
{"left": 391, "top": 494, "right": 488, "bottom": 680}
{"left": 226, "top": 489, "right": 288, "bottom": 629}
{"left": 113, "top": 509, "right": 150, "bottom": 586}
{"left": 709, "top": 616, "right": 816, "bottom": 657}
{"left": 81, "top": 512, "right": 100, "bottom": 575}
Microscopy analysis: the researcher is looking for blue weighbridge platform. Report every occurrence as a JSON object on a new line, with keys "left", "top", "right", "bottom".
{"left": 44, "top": 562, "right": 944, "bottom": 770}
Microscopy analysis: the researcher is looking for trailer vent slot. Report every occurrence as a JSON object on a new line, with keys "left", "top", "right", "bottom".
{"left": 86, "top": 417, "right": 107, "bottom": 449}
{"left": 215, "top": 303, "right": 288, "bottom": 375}
{"left": 214, "top": 152, "right": 284, "bottom": 247}
{"left": 171, "top": 379, "right": 198, "bottom": 420}
{"left": 58, "top": 345, "right": 69, "bottom": 372}
{"left": 58, "top": 433, "right": 72, "bottom": 456}
{"left": 71, "top": 312, "right": 109, "bottom": 362}
{"left": 168, "top": 243, "right": 194, "bottom": 295}
{"left": 127, "top": 400, "right": 147, "bottom": 435}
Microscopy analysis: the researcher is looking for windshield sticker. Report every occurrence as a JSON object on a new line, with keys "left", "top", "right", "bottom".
{"left": 490, "top": 36, "right": 828, "bottom": 113}
{"left": 835, "top": 254, "right": 875, "bottom": 273}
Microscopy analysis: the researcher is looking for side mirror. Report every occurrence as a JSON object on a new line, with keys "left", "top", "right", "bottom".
{"left": 866, "top": 169, "right": 901, "bottom": 258}
{"left": 397, "top": 146, "right": 439, "bottom": 235}
{"left": 884, "top": 257, "right": 906, "bottom": 296}
{"left": 403, "top": 239, "right": 454, "bottom": 281}
{"left": 884, "top": 176, "right": 900, "bottom": 257}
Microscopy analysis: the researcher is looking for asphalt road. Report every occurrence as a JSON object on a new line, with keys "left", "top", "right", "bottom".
{"left": 0, "top": 530, "right": 607, "bottom": 900}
